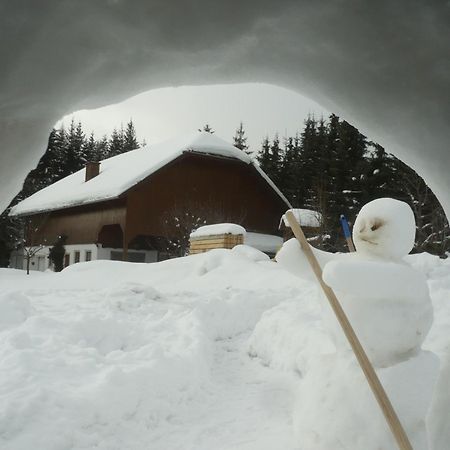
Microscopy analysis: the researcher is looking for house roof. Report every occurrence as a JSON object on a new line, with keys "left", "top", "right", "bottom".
{"left": 11, "top": 132, "right": 291, "bottom": 216}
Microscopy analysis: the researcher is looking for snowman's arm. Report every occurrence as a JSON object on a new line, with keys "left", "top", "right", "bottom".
{"left": 276, "top": 238, "right": 347, "bottom": 281}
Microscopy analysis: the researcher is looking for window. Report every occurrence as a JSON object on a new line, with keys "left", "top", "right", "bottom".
{"left": 85, "top": 250, "right": 92, "bottom": 262}
{"left": 74, "top": 251, "right": 80, "bottom": 263}
{"left": 64, "top": 254, "right": 70, "bottom": 267}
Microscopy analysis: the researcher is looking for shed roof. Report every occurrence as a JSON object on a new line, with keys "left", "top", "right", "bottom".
{"left": 11, "top": 132, "right": 291, "bottom": 216}
{"left": 280, "top": 208, "right": 322, "bottom": 228}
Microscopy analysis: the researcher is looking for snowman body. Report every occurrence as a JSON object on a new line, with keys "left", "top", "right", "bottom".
{"left": 322, "top": 257, "right": 433, "bottom": 367}
{"left": 276, "top": 198, "right": 439, "bottom": 449}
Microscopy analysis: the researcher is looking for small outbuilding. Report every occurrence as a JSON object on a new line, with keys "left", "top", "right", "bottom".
{"left": 279, "top": 208, "right": 322, "bottom": 241}
{"left": 188, "top": 223, "right": 283, "bottom": 257}
{"left": 10, "top": 132, "right": 291, "bottom": 270}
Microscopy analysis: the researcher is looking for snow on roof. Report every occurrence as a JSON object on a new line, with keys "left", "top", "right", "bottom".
{"left": 281, "top": 208, "right": 322, "bottom": 228}
{"left": 10, "top": 132, "right": 290, "bottom": 216}
{"left": 190, "top": 223, "right": 246, "bottom": 239}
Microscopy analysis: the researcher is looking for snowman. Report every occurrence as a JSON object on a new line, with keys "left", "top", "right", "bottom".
{"left": 276, "top": 198, "right": 440, "bottom": 449}
{"left": 277, "top": 197, "right": 433, "bottom": 367}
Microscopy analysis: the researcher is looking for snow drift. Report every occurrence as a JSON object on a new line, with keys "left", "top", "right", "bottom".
{"left": 0, "top": 246, "right": 449, "bottom": 449}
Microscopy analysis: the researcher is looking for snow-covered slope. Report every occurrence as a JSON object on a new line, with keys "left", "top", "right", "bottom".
{"left": 0, "top": 250, "right": 449, "bottom": 449}
{"left": 10, "top": 132, "right": 289, "bottom": 216}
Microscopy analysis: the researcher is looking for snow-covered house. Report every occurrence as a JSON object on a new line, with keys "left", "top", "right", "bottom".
{"left": 10, "top": 132, "right": 291, "bottom": 270}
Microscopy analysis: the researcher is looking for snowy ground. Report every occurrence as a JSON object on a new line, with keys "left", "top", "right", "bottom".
{"left": 0, "top": 247, "right": 449, "bottom": 449}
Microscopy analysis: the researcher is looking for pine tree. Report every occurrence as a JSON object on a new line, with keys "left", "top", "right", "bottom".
{"left": 63, "top": 119, "right": 86, "bottom": 176}
{"left": 311, "top": 117, "right": 331, "bottom": 228}
{"left": 14, "top": 127, "right": 68, "bottom": 202}
{"left": 233, "top": 122, "right": 250, "bottom": 154}
{"left": 34, "top": 127, "right": 69, "bottom": 186}
{"left": 83, "top": 132, "right": 98, "bottom": 162}
{"left": 366, "top": 143, "right": 395, "bottom": 200}
{"left": 108, "top": 127, "right": 124, "bottom": 157}
{"left": 298, "top": 115, "right": 319, "bottom": 209}
{"left": 0, "top": 206, "right": 22, "bottom": 267}
{"left": 268, "top": 134, "right": 282, "bottom": 186}
{"left": 325, "top": 114, "right": 341, "bottom": 215}
{"left": 279, "top": 136, "right": 295, "bottom": 200}
{"left": 281, "top": 134, "right": 303, "bottom": 206}
{"left": 339, "top": 120, "right": 369, "bottom": 215}
{"left": 123, "top": 120, "right": 140, "bottom": 152}
{"left": 256, "top": 136, "right": 272, "bottom": 176}
{"left": 199, "top": 124, "right": 214, "bottom": 134}
{"left": 52, "top": 127, "right": 69, "bottom": 181}
{"left": 96, "top": 135, "right": 109, "bottom": 160}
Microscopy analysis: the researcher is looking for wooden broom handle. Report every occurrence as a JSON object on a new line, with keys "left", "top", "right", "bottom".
{"left": 285, "top": 211, "right": 413, "bottom": 450}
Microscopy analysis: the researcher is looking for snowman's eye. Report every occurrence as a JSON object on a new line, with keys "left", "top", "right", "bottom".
{"left": 371, "top": 220, "right": 383, "bottom": 231}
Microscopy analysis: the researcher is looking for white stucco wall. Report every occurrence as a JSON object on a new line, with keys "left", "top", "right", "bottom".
{"left": 13, "top": 244, "right": 158, "bottom": 272}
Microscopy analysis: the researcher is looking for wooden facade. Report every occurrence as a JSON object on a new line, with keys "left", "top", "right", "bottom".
{"left": 26, "top": 152, "right": 289, "bottom": 260}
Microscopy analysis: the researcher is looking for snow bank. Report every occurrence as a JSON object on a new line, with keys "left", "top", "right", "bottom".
{"left": 247, "top": 288, "right": 334, "bottom": 374}
{"left": 0, "top": 284, "right": 213, "bottom": 449}
{"left": 0, "top": 247, "right": 449, "bottom": 449}
{"left": 0, "top": 291, "right": 34, "bottom": 332}
{"left": 231, "top": 244, "right": 270, "bottom": 262}
{"left": 0, "top": 251, "right": 303, "bottom": 450}
{"left": 190, "top": 223, "right": 246, "bottom": 238}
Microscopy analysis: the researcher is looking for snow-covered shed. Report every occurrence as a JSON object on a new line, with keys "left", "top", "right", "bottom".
{"left": 279, "top": 208, "right": 322, "bottom": 241}
{"left": 10, "top": 132, "right": 291, "bottom": 269}
{"left": 188, "top": 223, "right": 283, "bottom": 257}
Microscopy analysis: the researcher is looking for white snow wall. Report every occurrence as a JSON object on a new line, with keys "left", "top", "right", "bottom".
{"left": 1, "top": 1, "right": 449, "bottom": 218}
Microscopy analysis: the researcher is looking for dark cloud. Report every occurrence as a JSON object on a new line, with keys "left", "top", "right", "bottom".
{"left": 1, "top": 0, "right": 449, "bottom": 215}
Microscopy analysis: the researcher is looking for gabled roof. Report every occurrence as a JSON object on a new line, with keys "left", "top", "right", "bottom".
{"left": 11, "top": 132, "right": 291, "bottom": 216}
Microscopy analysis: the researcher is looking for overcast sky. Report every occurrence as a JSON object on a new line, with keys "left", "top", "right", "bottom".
{"left": 57, "top": 83, "right": 329, "bottom": 153}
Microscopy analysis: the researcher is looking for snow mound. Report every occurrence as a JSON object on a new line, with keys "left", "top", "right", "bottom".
{"left": 0, "top": 248, "right": 449, "bottom": 449}
{"left": 0, "top": 291, "right": 34, "bottom": 331}
{"left": 0, "top": 251, "right": 304, "bottom": 450}
{"left": 231, "top": 244, "right": 270, "bottom": 262}
{"left": 247, "top": 289, "right": 334, "bottom": 374}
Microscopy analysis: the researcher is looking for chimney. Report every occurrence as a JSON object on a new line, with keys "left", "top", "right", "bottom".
{"left": 85, "top": 161, "right": 100, "bottom": 182}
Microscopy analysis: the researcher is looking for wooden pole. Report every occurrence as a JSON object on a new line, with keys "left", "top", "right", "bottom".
{"left": 285, "top": 211, "right": 413, "bottom": 450}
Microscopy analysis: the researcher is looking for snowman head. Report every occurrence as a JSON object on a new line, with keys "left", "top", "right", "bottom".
{"left": 352, "top": 198, "right": 416, "bottom": 260}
